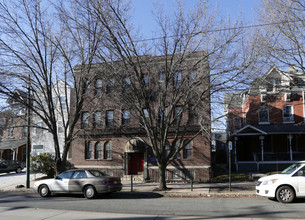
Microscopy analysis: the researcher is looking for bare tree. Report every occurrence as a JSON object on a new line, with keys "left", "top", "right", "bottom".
{"left": 0, "top": 0, "right": 104, "bottom": 175}
{"left": 74, "top": 0, "right": 260, "bottom": 189}
{"left": 258, "top": 0, "right": 305, "bottom": 72}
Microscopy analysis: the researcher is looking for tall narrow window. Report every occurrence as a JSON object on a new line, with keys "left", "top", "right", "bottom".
{"left": 158, "top": 107, "right": 167, "bottom": 124}
{"left": 60, "top": 96, "right": 66, "bottom": 109}
{"left": 164, "top": 140, "right": 171, "bottom": 158}
{"left": 174, "top": 141, "right": 181, "bottom": 159}
{"left": 258, "top": 108, "right": 269, "bottom": 124}
{"left": 82, "top": 112, "right": 89, "bottom": 128}
{"left": 8, "top": 127, "right": 14, "bottom": 137}
{"left": 188, "top": 70, "right": 197, "bottom": 84}
{"left": 173, "top": 72, "right": 182, "bottom": 89}
{"left": 35, "top": 123, "right": 43, "bottom": 135}
{"left": 104, "top": 142, "right": 112, "bottom": 159}
{"left": 83, "top": 80, "right": 90, "bottom": 95}
{"left": 183, "top": 140, "right": 192, "bottom": 159}
{"left": 188, "top": 105, "right": 197, "bottom": 124}
{"left": 142, "top": 74, "right": 149, "bottom": 89}
{"left": 95, "top": 79, "right": 102, "bottom": 95}
{"left": 159, "top": 73, "right": 166, "bottom": 83}
{"left": 122, "top": 109, "right": 130, "bottom": 126}
{"left": 95, "top": 142, "right": 102, "bottom": 159}
{"left": 58, "top": 121, "right": 64, "bottom": 133}
{"left": 283, "top": 105, "right": 294, "bottom": 123}
{"left": 94, "top": 112, "right": 102, "bottom": 128}
{"left": 106, "top": 78, "right": 114, "bottom": 94}
{"left": 123, "top": 77, "right": 131, "bottom": 92}
{"left": 85, "top": 141, "right": 93, "bottom": 159}
{"left": 233, "top": 117, "right": 241, "bottom": 130}
{"left": 173, "top": 106, "right": 183, "bottom": 125}
{"left": 106, "top": 110, "right": 114, "bottom": 127}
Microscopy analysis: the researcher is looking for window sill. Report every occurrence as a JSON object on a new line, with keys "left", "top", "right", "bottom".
{"left": 258, "top": 122, "right": 270, "bottom": 125}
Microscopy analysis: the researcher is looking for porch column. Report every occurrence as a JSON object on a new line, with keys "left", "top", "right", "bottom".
{"left": 259, "top": 136, "right": 264, "bottom": 161}
{"left": 288, "top": 134, "right": 293, "bottom": 161}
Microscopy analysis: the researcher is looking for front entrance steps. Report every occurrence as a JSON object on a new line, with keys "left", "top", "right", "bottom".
{"left": 122, "top": 174, "right": 144, "bottom": 182}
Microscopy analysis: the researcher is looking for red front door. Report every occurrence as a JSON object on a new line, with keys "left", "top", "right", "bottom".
{"left": 128, "top": 153, "right": 144, "bottom": 175}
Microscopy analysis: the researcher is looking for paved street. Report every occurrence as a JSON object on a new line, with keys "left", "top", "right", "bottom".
{"left": 1, "top": 172, "right": 305, "bottom": 219}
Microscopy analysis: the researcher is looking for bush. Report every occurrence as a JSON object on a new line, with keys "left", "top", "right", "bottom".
{"left": 31, "top": 153, "right": 55, "bottom": 177}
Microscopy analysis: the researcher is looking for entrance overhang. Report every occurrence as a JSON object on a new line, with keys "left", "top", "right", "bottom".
{"left": 124, "top": 138, "right": 146, "bottom": 153}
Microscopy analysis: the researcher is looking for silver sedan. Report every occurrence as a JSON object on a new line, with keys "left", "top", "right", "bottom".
{"left": 33, "top": 169, "right": 122, "bottom": 199}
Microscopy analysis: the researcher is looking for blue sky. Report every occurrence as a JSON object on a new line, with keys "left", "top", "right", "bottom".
{"left": 132, "top": 0, "right": 259, "bottom": 38}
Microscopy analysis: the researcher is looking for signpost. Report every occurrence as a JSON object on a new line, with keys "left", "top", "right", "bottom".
{"left": 228, "top": 141, "right": 232, "bottom": 191}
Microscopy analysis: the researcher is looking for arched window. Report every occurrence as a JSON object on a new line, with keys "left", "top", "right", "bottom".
{"left": 95, "top": 142, "right": 102, "bottom": 159}
{"left": 104, "top": 142, "right": 112, "bottom": 159}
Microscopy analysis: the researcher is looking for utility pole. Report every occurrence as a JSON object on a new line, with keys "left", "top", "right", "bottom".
{"left": 26, "top": 75, "right": 31, "bottom": 188}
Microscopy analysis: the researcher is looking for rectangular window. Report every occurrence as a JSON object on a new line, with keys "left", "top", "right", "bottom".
{"left": 173, "top": 106, "right": 183, "bottom": 125}
{"left": 188, "top": 105, "right": 197, "bottom": 124}
{"left": 60, "top": 96, "right": 66, "bottom": 109}
{"left": 22, "top": 126, "right": 28, "bottom": 137}
{"left": 106, "top": 78, "right": 114, "bottom": 94}
{"left": 142, "top": 74, "right": 149, "bottom": 89}
{"left": 35, "top": 123, "right": 43, "bottom": 135}
{"left": 8, "top": 127, "right": 14, "bottom": 137}
{"left": 106, "top": 110, "right": 114, "bottom": 127}
{"left": 172, "top": 170, "right": 182, "bottom": 180}
{"left": 122, "top": 110, "right": 130, "bottom": 126}
{"left": 283, "top": 105, "right": 294, "bottom": 123}
{"left": 95, "top": 79, "right": 102, "bottom": 95}
{"left": 57, "top": 121, "right": 64, "bottom": 133}
{"left": 173, "top": 72, "right": 182, "bottom": 88}
{"left": 94, "top": 112, "right": 102, "bottom": 128}
{"left": 158, "top": 107, "right": 167, "bottom": 124}
{"left": 123, "top": 77, "right": 131, "bottom": 92}
{"left": 233, "top": 117, "right": 241, "bottom": 130}
{"left": 159, "top": 73, "right": 166, "bottom": 83}
{"left": 188, "top": 70, "right": 197, "bottom": 84}
{"left": 258, "top": 108, "right": 269, "bottom": 124}
{"left": 82, "top": 112, "right": 89, "bottom": 129}
{"left": 183, "top": 140, "right": 192, "bottom": 159}
{"left": 85, "top": 141, "right": 93, "bottom": 159}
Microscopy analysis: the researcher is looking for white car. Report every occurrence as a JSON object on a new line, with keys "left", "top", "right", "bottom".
{"left": 256, "top": 161, "right": 305, "bottom": 203}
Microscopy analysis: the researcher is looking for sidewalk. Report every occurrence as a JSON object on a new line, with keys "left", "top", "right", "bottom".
{"left": 0, "top": 178, "right": 257, "bottom": 198}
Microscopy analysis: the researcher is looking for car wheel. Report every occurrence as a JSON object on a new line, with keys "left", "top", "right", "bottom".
{"left": 39, "top": 185, "right": 51, "bottom": 197}
{"left": 276, "top": 186, "right": 295, "bottom": 203}
{"left": 16, "top": 167, "right": 22, "bottom": 173}
{"left": 84, "top": 185, "right": 96, "bottom": 199}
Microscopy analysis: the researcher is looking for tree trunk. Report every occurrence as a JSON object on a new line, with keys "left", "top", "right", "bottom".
{"left": 158, "top": 163, "right": 167, "bottom": 190}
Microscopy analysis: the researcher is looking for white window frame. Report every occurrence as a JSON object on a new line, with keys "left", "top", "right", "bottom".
{"left": 258, "top": 107, "right": 270, "bottom": 124}
{"left": 283, "top": 105, "right": 294, "bottom": 123}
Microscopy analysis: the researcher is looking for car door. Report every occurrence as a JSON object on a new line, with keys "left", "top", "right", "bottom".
{"left": 49, "top": 170, "right": 73, "bottom": 192}
{"left": 69, "top": 170, "right": 88, "bottom": 192}
{"left": 295, "top": 167, "right": 305, "bottom": 196}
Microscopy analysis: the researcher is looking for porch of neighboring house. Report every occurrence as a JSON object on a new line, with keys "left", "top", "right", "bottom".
{"left": 230, "top": 124, "right": 305, "bottom": 173}
{"left": 0, "top": 139, "right": 27, "bottom": 162}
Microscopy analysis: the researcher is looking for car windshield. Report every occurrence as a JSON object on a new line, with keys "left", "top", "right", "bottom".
{"left": 281, "top": 163, "right": 304, "bottom": 174}
{"left": 89, "top": 170, "right": 108, "bottom": 177}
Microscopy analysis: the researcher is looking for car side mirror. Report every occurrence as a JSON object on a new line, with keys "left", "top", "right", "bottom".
{"left": 298, "top": 170, "right": 304, "bottom": 176}
{"left": 55, "top": 176, "right": 62, "bottom": 180}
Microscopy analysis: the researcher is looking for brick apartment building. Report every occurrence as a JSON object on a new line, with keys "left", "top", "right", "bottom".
{"left": 71, "top": 52, "right": 211, "bottom": 182}
{"left": 225, "top": 66, "right": 305, "bottom": 172}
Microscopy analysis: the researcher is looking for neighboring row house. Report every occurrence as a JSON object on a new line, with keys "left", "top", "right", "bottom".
{"left": 225, "top": 66, "right": 305, "bottom": 172}
{"left": 0, "top": 90, "right": 28, "bottom": 162}
{"left": 31, "top": 81, "right": 71, "bottom": 157}
{"left": 71, "top": 53, "right": 212, "bottom": 182}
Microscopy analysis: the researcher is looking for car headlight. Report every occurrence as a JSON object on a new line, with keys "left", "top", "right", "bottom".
{"left": 263, "top": 179, "right": 277, "bottom": 185}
